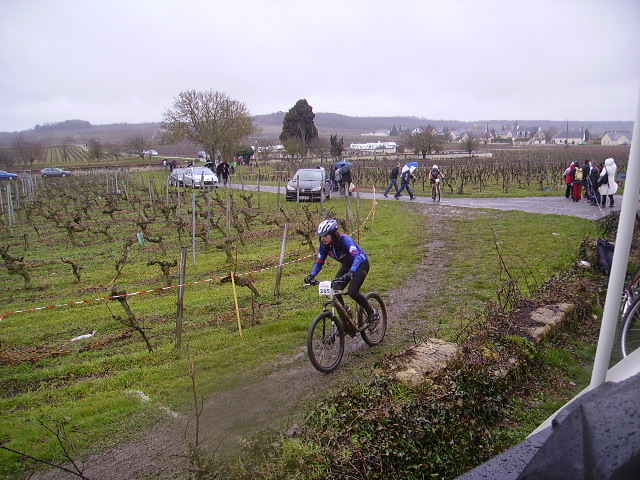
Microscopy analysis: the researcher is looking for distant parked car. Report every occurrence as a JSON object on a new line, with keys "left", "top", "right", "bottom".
{"left": 0, "top": 170, "right": 18, "bottom": 180}
{"left": 143, "top": 150, "right": 159, "bottom": 156}
{"left": 169, "top": 168, "right": 188, "bottom": 186}
{"left": 183, "top": 167, "right": 218, "bottom": 188}
{"left": 40, "top": 167, "right": 71, "bottom": 177}
{"left": 286, "top": 168, "right": 331, "bottom": 202}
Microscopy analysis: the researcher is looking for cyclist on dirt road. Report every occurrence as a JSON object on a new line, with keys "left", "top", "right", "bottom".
{"left": 429, "top": 164, "right": 443, "bottom": 184}
{"left": 304, "top": 219, "right": 379, "bottom": 325}
{"left": 429, "top": 165, "right": 443, "bottom": 200}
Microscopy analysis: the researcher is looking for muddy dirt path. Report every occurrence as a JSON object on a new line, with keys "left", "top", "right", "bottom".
{"left": 31, "top": 205, "right": 473, "bottom": 480}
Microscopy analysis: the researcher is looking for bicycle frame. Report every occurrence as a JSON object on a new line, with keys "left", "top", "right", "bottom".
{"left": 318, "top": 280, "right": 360, "bottom": 336}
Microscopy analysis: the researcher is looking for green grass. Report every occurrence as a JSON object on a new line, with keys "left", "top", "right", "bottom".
{"left": 0, "top": 177, "right": 420, "bottom": 476}
{"left": 419, "top": 209, "right": 597, "bottom": 340}
{"left": 0, "top": 169, "right": 600, "bottom": 478}
{"left": 492, "top": 314, "right": 601, "bottom": 451}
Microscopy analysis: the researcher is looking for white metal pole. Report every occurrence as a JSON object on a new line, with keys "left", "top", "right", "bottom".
{"left": 590, "top": 87, "right": 640, "bottom": 389}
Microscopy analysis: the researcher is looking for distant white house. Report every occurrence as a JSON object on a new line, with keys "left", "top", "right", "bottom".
{"left": 601, "top": 131, "right": 632, "bottom": 146}
{"left": 349, "top": 141, "right": 397, "bottom": 153}
{"left": 513, "top": 126, "right": 546, "bottom": 145}
{"left": 552, "top": 130, "right": 585, "bottom": 145}
{"left": 493, "top": 129, "right": 513, "bottom": 143}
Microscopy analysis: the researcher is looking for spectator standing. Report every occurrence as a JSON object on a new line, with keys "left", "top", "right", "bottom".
{"left": 383, "top": 163, "right": 401, "bottom": 197}
{"left": 564, "top": 162, "right": 577, "bottom": 200}
{"left": 588, "top": 163, "right": 601, "bottom": 205}
{"left": 598, "top": 158, "right": 618, "bottom": 207}
{"left": 581, "top": 160, "right": 591, "bottom": 199}
{"left": 216, "top": 160, "right": 230, "bottom": 186}
{"left": 563, "top": 163, "right": 575, "bottom": 199}
{"left": 341, "top": 167, "right": 353, "bottom": 196}
{"left": 334, "top": 167, "right": 342, "bottom": 193}
{"left": 394, "top": 168, "right": 415, "bottom": 200}
{"left": 571, "top": 162, "right": 583, "bottom": 202}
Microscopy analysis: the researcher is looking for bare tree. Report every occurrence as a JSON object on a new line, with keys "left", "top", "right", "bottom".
{"left": 282, "top": 137, "right": 304, "bottom": 160}
{"left": 125, "top": 135, "right": 149, "bottom": 160}
{"left": 12, "top": 135, "right": 44, "bottom": 165}
{"left": 404, "top": 125, "right": 444, "bottom": 159}
{"left": 0, "top": 147, "right": 14, "bottom": 168}
{"left": 160, "top": 90, "right": 257, "bottom": 161}
{"left": 87, "top": 138, "right": 104, "bottom": 160}
{"left": 463, "top": 132, "right": 480, "bottom": 157}
{"left": 308, "top": 136, "right": 331, "bottom": 161}
{"left": 544, "top": 127, "right": 559, "bottom": 143}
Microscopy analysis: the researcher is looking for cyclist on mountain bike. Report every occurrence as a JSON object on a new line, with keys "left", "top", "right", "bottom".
{"left": 429, "top": 165, "right": 443, "bottom": 200}
{"left": 429, "top": 165, "right": 442, "bottom": 184}
{"left": 304, "top": 219, "right": 379, "bottom": 325}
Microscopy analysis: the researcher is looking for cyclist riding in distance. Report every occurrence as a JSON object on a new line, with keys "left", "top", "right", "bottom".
{"left": 429, "top": 164, "right": 443, "bottom": 198}
{"left": 429, "top": 164, "right": 443, "bottom": 184}
{"left": 304, "top": 219, "right": 379, "bottom": 325}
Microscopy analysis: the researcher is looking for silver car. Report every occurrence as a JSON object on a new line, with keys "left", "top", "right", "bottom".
{"left": 182, "top": 167, "right": 218, "bottom": 188}
{"left": 41, "top": 167, "right": 72, "bottom": 177}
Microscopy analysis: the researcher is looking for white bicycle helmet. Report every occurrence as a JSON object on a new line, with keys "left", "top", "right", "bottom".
{"left": 317, "top": 219, "right": 339, "bottom": 236}
{"left": 432, "top": 165, "right": 439, "bottom": 170}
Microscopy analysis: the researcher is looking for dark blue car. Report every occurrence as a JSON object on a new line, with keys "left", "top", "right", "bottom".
{"left": 0, "top": 169, "right": 18, "bottom": 180}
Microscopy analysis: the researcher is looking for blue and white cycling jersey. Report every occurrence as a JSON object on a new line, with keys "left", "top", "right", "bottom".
{"left": 310, "top": 234, "right": 368, "bottom": 277}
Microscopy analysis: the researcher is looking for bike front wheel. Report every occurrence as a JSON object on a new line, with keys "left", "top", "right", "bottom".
{"left": 619, "top": 295, "right": 640, "bottom": 358}
{"left": 359, "top": 292, "right": 387, "bottom": 346}
{"left": 307, "top": 312, "right": 345, "bottom": 373}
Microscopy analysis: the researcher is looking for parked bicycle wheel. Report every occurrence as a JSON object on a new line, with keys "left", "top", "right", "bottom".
{"left": 358, "top": 292, "right": 387, "bottom": 346}
{"left": 619, "top": 295, "right": 640, "bottom": 358}
{"left": 307, "top": 311, "right": 345, "bottom": 373}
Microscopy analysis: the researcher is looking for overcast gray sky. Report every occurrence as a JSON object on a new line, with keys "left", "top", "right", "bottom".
{"left": 1, "top": 0, "right": 638, "bottom": 132}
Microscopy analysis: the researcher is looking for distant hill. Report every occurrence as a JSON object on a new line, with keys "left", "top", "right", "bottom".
{"left": 253, "top": 112, "right": 633, "bottom": 136}
{"left": 0, "top": 115, "right": 633, "bottom": 147}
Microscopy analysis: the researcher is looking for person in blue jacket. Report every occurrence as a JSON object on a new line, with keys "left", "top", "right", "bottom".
{"left": 304, "top": 219, "right": 378, "bottom": 324}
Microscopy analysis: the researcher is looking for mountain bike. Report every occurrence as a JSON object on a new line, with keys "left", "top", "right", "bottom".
{"left": 618, "top": 266, "right": 640, "bottom": 358}
{"left": 305, "top": 279, "right": 387, "bottom": 373}
{"left": 431, "top": 178, "right": 442, "bottom": 202}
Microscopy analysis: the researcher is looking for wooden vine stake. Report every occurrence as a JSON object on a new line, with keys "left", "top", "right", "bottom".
{"left": 175, "top": 246, "right": 187, "bottom": 348}
{"left": 371, "top": 185, "right": 376, "bottom": 233}
{"left": 230, "top": 272, "right": 243, "bottom": 338}
{"left": 274, "top": 222, "right": 289, "bottom": 297}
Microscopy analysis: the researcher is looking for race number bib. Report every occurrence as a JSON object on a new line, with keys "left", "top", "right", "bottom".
{"left": 319, "top": 281, "right": 333, "bottom": 296}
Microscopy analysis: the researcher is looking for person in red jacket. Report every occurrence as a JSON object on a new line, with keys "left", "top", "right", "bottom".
{"left": 564, "top": 162, "right": 576, "bottom": 199}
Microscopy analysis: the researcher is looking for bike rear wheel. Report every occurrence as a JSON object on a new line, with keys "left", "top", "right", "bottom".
{"left": 359, "top": 292, "right": 387, "bottom": 346}
{"left": 619, "top": 295, "right": 640, "bottom": 358}
{"left": 307, "top": 312, "right": 345, "bottom": 373}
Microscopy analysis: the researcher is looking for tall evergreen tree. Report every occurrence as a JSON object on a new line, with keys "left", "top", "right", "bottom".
{"left": 329, "top": 134, "right": 344, "bottom": 156}
{"left": 279, "top": 99, "right": 318, "bottom": 156}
